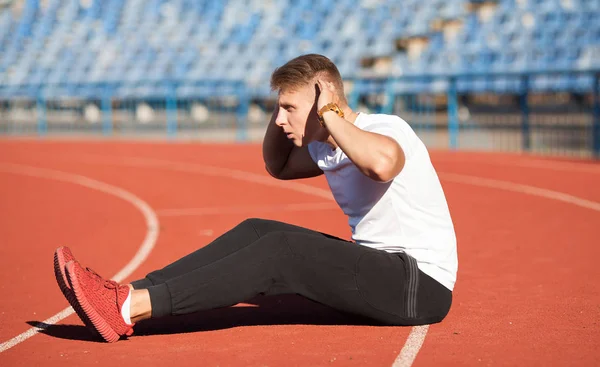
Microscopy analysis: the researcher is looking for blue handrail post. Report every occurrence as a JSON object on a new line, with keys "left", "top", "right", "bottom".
{"left": 447, "top": 77, "right": 459, "bottom": 150}
{"left": 382, "top": 79, "right": 394, "bottom": 115}
{"left": 410, "top": 93, "right": 416, "bottom": 127}
{"left": 166, "top": 82, "right": 177, "bottom": 137}
{"left": 593, "top": 73, "right": 600, "bottom": 158}
{"left": 348, "top": 79, "right": 360, "bottom": 110}
{"left": 101, "top": 83, "right": 113, "bottom": 135}
{"left": 236, "top": 83, "right": 249, "bottom": 142}
{"left": 36, "top": 92, "right": 47, "bottom": 136}
{"left": 520, "top": 75, "right": 531, "bottom": 152}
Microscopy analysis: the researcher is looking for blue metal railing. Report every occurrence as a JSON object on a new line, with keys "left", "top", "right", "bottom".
{"left": 348, "top": 70, "right": 600, "bottom": 157}
{"left": 1, "top": 71, "right": 599, "bottom": 157}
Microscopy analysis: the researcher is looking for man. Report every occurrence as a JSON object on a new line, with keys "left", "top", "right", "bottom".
{"left": 54, "top": 54, "right": 457, "bottom": 343}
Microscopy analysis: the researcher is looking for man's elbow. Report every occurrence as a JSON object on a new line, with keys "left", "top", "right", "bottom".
{"left": 370, "top": 151, "right": 405, "bottom": 182}
{"left": 370, "top": 162, "right": 399, "bottom": 182}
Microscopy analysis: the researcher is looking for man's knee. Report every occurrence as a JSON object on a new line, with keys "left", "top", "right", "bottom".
{"left": 237, "top": 218, "right": 281, "bottom": 236}
{"left": 254, "top": 231, "right": 293, "bottom": 254}
{"left": 258, "top": 230, "right": 287, "bottom": 243}
{"left": 236, "top": 218, "right": 263, "bottom": 233}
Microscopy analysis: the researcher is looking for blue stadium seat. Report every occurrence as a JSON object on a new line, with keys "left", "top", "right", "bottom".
{"left": 0, "top": 0, "right": 598, "bottom": 95}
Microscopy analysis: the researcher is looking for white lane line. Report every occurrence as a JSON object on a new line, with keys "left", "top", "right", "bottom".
{"left": 158, "top": 202, "right": 338, "bottom": 217}
{"left": 392, "top": 326, "right": 429, "bottom": 367}
{"left": 75, "top": 155, "right": 336, "bottom": 200}
{"left": 433, "top": 156, "right": 600, "bottom": 174}
{"left": 440, "top": 173, "right": 600, "bottom": 212}
{"left": 60, "top": 154, "right": 600, "bottom": 367}
{"left": 500, "top": 160, "right": 600, "bottom": 174}
{"left": 0, "top": 163, "right": 160, "bottom": 353}
{"left": 393, "top": 171, "right": 600, "bottom": 367}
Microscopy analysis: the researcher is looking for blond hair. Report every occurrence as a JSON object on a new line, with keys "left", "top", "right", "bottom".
{"left": 270, "top": 54, "right": 346, "bottom": 101}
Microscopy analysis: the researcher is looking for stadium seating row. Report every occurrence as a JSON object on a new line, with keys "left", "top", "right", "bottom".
{"left": 0, "top": 0, "right": 598, "bottom": 96}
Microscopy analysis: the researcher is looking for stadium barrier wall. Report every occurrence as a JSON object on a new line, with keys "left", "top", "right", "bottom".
{"left": 0, "top": 71, "right": 598, "bottom": 157}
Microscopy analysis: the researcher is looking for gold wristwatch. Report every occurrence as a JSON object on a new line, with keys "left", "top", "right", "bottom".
{"left": 317, "top": 102, "right": 345, "bottom": 127}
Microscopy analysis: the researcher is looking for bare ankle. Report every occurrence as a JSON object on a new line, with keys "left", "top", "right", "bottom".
{"left": 130, "top": 289, "right": 152, "bottom": 323}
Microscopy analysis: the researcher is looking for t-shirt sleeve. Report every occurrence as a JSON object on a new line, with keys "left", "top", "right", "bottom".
{"left": 363, "top": 118, "right": 415, "bottom": 159}
{"left": 307, "top": 141, "right": 319, "bottom": 163}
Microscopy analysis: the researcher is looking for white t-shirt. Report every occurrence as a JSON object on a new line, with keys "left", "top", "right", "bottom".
{"left": 307, "top": 113, "right": 458, "bottom": 291}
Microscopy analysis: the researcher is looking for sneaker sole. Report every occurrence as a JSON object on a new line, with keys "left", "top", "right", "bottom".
{"left": 53, "top": 247, "right": 95, "bottom": 331}
{"left": 66, "top": 261, "right": 121, "bottom": 343}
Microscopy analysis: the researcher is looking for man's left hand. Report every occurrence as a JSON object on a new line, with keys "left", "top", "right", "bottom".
{"left": 316, "top": 79, "right": 340, "bottom": 111}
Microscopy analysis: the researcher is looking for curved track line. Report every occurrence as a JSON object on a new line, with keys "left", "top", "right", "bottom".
{"left": 0, "top": 163, "right": 160, "bottom": 353}
{"left": 394, "top": 172, "right": 600, "bottom": 367}
{"left": 157, "top": 202, "right": 338, "bottom": 216}
{"left": 494, "top": 160, "right": 600, "bottom": 174}
{"left": 433, "top": 156, "right": 600, "bottom": 174}
{"left": 392, "top": 325, "right": 430, "bottom": 367}
{"left": 77, "top": 155, "right": 336, "bottom": 200}
{"left": 440, "top": 173, "right": 600, "bottom": 212}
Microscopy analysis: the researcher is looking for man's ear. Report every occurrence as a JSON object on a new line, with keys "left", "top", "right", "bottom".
{"left": 314, "top": 83, "right": 320, "bottom": 102}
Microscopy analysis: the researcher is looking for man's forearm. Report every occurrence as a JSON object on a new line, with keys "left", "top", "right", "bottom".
{"left": 262, "top": 108, "right": 294, "bottom": 177}
{"left": 321, "top": 111, "right": 404, "bottom": 182}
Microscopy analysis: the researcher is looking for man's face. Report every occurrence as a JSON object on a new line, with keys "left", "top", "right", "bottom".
{"left": 275, "top": 84, "right": 320, "bottom": 147}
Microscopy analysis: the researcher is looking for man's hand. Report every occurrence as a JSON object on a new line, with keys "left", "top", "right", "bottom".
{"left": 317, "top": 80, "right": 406, "bottom": 182}
{"left": 316, "top": 79, "right": 340, "bottom": 111}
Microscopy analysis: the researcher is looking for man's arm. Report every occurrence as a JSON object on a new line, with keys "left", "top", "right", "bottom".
{"left": 262, "top": 107, "right": 323, "bottom": 180}
{"left": 317, "top": 80, "right": 405, "bottom": 183}
{"left": 262, "top": 108, "right": 293, "bottom": 178}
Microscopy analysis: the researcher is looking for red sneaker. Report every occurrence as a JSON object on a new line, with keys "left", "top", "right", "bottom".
{"left": 66, "top": 260, "right": 135, "bottom": 343}
{"left": 53, "top": 247, "right": 95, "bottom": 330}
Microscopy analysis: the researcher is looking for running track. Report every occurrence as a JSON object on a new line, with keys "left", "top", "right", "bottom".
{"left": 0, "top": 140, "right": 598, "bottom": 366}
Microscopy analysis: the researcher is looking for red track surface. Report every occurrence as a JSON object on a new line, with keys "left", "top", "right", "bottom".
{"left": 0, "top": 140, "right": 598, "bottom": 366}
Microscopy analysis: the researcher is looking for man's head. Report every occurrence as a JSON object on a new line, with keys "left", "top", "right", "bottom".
{"left": 270, "top": 54, "right": 346, "bottom": 146}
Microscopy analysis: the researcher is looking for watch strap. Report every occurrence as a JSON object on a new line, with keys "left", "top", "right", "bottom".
{"left": 317, "top": 103, "right": 345, "bottom": 126}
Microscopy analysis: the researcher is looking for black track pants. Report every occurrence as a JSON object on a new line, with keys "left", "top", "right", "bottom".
{"left": 131, "top": 218, "right": 452, "bottom": 326}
